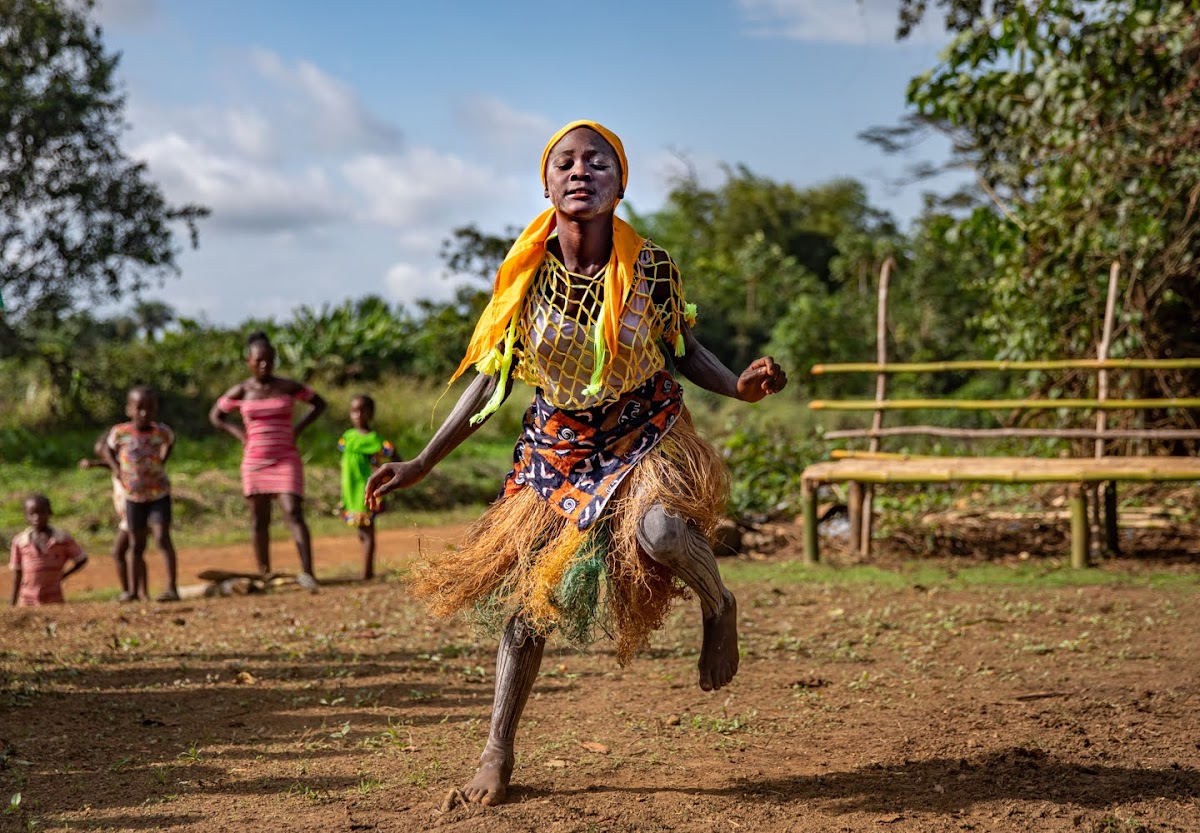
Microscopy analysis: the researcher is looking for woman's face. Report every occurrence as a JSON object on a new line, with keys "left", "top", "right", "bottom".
{"left": 247, "top": 343, "right": 275, "bottom": 380}
{"left": 544, "top": 128, "right": 622, "bottom": 220}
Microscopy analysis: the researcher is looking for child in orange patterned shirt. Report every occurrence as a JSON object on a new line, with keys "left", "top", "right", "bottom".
{"left": 101, "top": 386, "right": 179, "bottom": 602}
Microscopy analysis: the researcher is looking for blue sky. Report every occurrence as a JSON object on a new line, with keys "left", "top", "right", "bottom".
{"left": 96, "top": 0, "right": 959, "bottom": 324}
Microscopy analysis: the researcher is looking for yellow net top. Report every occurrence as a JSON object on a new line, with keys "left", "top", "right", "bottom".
{"left": 513, "top": 241, "right": 689, "bottom": 409}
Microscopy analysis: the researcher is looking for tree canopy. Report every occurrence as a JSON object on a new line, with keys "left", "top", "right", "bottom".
{"left": 0, "top": 0, "right": 206, "bottom": 331}
{"left": 904, "top": 0, "right": 1199, "bottom": 399}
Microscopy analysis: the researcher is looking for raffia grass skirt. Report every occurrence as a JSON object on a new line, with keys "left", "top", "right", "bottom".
{"left": 409, "top": 410, "right": 729, "bottom": 664}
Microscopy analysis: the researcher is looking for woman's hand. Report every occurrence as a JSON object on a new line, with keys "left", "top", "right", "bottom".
{"left": 365, "top": 460, "right": 428, "bottom": 510}
{"left": 736, "top": 357, "right": 787, "bottom": 403}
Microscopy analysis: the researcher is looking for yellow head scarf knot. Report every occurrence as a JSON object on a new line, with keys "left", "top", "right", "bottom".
{"left": 452, "top": 120, "right": 646, "bottom": 422}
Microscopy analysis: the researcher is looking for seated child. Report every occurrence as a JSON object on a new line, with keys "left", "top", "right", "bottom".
{"left": 102, "top": 386, "right": 179, "bottom": 602}
{"left": 9, "top": 494, "right": 88, "bottom": 606}
{"left": 78, "top": 432, "right": 140, "bottom": 601}
{"left": 338, "top": 395, "right": 396, "bottom": 580}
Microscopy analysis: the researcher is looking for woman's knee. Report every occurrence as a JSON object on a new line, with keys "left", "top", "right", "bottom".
{"left": 636, "top": 505, "right": 690, "bottom": 565}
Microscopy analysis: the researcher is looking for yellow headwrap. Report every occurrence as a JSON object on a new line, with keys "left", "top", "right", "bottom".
{"left": 451, "top": 120, "right": 646, "bottom": 422}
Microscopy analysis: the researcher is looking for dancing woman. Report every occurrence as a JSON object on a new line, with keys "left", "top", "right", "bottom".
{"left": 368, "top": 121, "right": 786, "bottom": 804}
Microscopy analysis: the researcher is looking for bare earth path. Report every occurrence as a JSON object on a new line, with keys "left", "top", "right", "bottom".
{"left": 3, "top": 529, "right": 1200, "bottom": 832}
{"left": 66, "top": 524, "right": 471, "bottom": 597}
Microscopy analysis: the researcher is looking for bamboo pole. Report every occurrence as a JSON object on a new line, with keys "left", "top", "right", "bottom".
{"left": 811, "top": 358, "right": 1200, "bottom": 375}
{"left": 859, "top": 257, "right": 894, "bottom": 557}
{"left": 822, "top": 426, "right": 1200, "bottom": 441}
{"left": 1069, "top": 484, "right": 1089, "bottom": 568}
{"left": 832, "top": 449, "right": 934, "bottom": 461}
{"left": 810, "top": 397, "right": 1200, "bottom": 412}
{"left": 801, "top": 480, "right": 819, "bottom": 565}
{"left": 1096, "top": 261, "right": 1121, "bottom": 556}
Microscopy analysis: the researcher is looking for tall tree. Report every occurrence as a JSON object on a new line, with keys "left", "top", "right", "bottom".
{"left": 883, "top": 1, "right": 1199, "bottom": 406}
{"left": 631, "top": 170, "right": 899, "bottom": 371}
{"left": 0, "top": 0, "right": 206, "bottom": 335}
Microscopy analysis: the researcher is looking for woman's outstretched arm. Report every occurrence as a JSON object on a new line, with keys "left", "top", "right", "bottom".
{"left": 673, "top": 324, "right": 787, "bottom": 402}
{"left": 366, "top": 372, "right": 511, "bottom": 506}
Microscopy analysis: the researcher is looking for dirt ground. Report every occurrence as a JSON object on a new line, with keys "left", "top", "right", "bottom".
{"left": 60, "top": 524, "right": 474, "bottom": 599}
{"left": 3, "top": 523, "right": 1200, "bottom": 832}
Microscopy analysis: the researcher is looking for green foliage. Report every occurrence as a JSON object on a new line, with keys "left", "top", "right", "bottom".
{"left": 906, "top": 0, "right": 1200, "bottom": 398}
{"left": 273, "top": 296, "right": 416, "bottom": 384}
{"left": 721, "top": 422, "right": 826, "bottom": 519}
{"left": 632, "top": 172, "right": 901, "bottom": 373}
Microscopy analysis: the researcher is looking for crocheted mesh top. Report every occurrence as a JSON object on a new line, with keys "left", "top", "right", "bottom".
{"left": 513, "top": 241, "right": 688, "bottom": 409}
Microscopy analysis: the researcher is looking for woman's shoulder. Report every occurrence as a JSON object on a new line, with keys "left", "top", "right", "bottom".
{"left": 274, "top": 377, "right": 313, "bottom": 397}
{"left": 219, "top": 381, "right": 248, "bottom": 400}
{"left": 636, "top": 239, "right": 679, "bottom": 275}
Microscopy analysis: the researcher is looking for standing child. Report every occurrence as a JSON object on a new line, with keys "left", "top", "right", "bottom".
{"left": 9, "top": 494, "right": 88, "bottom": 606}
{"left": 102, "top": 386, "right": 180, "bottom": 602}
{"left": 338, "top": 395, "right": 396, "bottom": 580}
{"left": 78, "top": 432, "right": 140, "bottom": 601}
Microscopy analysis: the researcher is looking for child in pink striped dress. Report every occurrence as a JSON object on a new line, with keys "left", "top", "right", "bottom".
{"left": 209, "top": 331, "right": 326, "bottom": 590}
{"left": 9, "top": 494, "right": 88, "bottom": 606}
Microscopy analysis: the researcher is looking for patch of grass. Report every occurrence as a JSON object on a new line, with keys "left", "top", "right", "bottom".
{"left": 722, "top": 559, "right": 1200, "bottom": 590}
{"left": 356, "top": 775, "right": 383, "bottom": 795}
{"left": 287, "top": 782, "right": 325, "bottom": 803}
{"left": 688, "top": 710, "right": 755, "bottom": 735}
{"left": 176, "top": 742, "right": 202, "bottom": 763}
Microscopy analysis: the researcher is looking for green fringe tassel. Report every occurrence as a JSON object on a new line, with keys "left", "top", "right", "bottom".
{"left": 470, "top": 315, "right": 519, "bottom": 425}
{"left": 581, "top": 315, "right": 607, "bottom": 398}
{"left": 554, "top": 528, "right": 609, "bottom": 645}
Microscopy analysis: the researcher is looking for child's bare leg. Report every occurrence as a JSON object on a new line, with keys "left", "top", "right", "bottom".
{"left": 637, "top": 504, "right": 739, "bottom": 692}
{"left": 112, "top": 528, "right": 132, "bottom": 600}
{"left": 358, "top": 526, "right": 375, "bottom": 580}
{"left": 278, "top": 493, "right": 314, "bottom": 578}
{"left": 249, "top": 495, "right": 272, "bottom": 575}
{"left": 152, "top": 521, "right": 179, "bottom": 600}
{"left": 130, "top": 527, "right": 149, "bottom": 602}
{"left": 463, "top": 613, "right": 544, "bottom": 806}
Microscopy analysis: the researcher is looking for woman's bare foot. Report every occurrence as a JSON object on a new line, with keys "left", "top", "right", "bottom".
{"left": 461, "top": 742, "right": 514, "bottom": 806}
{"left": 699, "top": 591, "right": 739, "bottom": 691}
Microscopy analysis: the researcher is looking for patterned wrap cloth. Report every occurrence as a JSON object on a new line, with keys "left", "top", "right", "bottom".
{"left": 504, "top": 370, "right": 681, "bottom": 530}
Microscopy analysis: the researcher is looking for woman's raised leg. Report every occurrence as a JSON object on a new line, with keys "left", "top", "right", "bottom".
{"left": 637, "top": 503, "right": 739, "bottom": 692}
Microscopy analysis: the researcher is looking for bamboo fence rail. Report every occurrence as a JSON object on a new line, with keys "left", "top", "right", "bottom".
{"left": 802, "top": 457, "right": 1200, "bottom": 485}
{"left": 811, "top": 398, "right": 1200, "bottom": 412}
{"left": 811, "top": 358, "right": 1200, "bottom": 374}
{"left": 822, "top": 426, "right": 1200, "bottom": 441}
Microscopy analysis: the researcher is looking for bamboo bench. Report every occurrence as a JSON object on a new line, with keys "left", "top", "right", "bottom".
{"left": 798, "top": 262, "right": 1200, "bottom": 567}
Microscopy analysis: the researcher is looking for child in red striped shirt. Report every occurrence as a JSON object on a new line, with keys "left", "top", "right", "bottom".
{"left": 9, "top": 494, "right": 88, "bottom": 607}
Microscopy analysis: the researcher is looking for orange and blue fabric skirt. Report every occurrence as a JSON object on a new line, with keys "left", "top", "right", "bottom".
{"left": 410, "top": 370, "right": 728, "bottom": 664}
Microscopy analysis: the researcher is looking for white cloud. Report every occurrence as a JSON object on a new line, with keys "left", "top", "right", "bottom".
{"left": 736, "top": 0, "right": 940, "bottom": 44}
{"left": 250, "top": 50, "right": 403, "bottom": 153}
{"left": 454, "top": 96, "right": 556, "bottom": 163}
{"left": 343, "top": 148, "right": 522, "bottom": 230}
{"left": 222, "top": 108, "right": 276, "bottom": 161}
{"left": 133, "top": 133, "right": 346, "bottom": 232}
